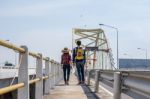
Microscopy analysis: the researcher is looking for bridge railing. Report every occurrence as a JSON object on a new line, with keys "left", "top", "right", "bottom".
{"left": 87, "top": 69, "right": 150, "bottom": 99}
{"left": 0, "top": 39, "right": 63, "bottom": 99}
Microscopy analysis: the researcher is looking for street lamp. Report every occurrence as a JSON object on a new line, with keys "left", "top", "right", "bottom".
{"left": 99, "top": 24, "right": 119, "bottom": 69}
{"left": 137, "top": 48, "right": 147, "bottom": 59}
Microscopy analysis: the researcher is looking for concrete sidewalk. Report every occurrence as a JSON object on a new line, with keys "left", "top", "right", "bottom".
{"left": 44, "top": 74, "right": 98, "bottom": 99}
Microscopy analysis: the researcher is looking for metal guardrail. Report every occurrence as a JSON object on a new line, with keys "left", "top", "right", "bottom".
{"left": 0, "top": 39, "right": 63, "bottom": 99}
{"left": 87, "top": 69, "right": 150, "bottom": 99}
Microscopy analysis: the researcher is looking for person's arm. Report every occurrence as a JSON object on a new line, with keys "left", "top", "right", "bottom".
{"left": 72, "top": 48, "right": 76, "bottom": 63}
{"left": 69, "top": 54, "right": 71, "bottom": 63}
{"left": 83, "top": 49, "right": 86, "bottom": 64}
{"left": 69, "top": 54, "right": 72, "bottom": 68}
{"left": 61, "top": 55, "right": 63, "bottom": 69}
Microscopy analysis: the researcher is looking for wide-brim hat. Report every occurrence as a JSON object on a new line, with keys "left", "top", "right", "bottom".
{"left": 62, "top": 47, "right": 69, "bottom": 53}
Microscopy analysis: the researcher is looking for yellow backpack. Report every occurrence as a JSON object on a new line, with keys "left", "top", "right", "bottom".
{"left": 75, "top": 47, "right": 84, "bottom": 60}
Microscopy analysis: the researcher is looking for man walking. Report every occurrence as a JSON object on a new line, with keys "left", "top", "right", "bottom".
{"left": 72, "top": 40, "right": 86, "bottom": 84}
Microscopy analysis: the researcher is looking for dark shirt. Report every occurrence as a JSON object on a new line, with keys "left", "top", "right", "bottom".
{"left": 61, "top": 53, "right": 71, "bottom": 65}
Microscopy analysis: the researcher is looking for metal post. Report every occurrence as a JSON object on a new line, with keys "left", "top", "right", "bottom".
{"left": 87, "top": 70, "right": 91, "bottom": 85}
{"left": 35, "top": 54, "right": 43, "bottom": 99}
{"left": 94, "top": 70, "right": 100, "bottom": 92}
{"left": 44, "top": 57, "right": 50, "bottom": 95}
{"left": 113, "top": 72, "right": 121, "bottom": 99}
{"left": 18, "top": 46, "right": 29, "bottom": 99}
{"left": 116, "top": 29, "right": 119, "bottom": 69}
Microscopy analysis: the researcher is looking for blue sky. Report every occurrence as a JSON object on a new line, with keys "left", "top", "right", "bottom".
{"left": 0, "top": 0, "right": 150, "bottom": 66}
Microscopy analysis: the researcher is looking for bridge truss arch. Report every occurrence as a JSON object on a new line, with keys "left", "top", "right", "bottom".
{"left": 72, "top": 28, "right": 116, "bottom": 70}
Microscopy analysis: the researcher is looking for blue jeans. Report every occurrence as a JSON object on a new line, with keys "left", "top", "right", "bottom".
{"left": 76, "top": 61, "right": 85, "bottom": 82}
{"left": 63, "top": 64, "right": 70, "bottom": 82}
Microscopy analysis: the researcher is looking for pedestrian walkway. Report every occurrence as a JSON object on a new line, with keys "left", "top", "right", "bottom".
{"left": 44, "top": 74, "right": 98, "bottom": 99}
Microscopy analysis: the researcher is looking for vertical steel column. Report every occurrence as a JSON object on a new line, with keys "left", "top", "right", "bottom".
{"left": 35, "top": 54, "right": 43, "bottom": 99}
{"left": 44, "top": 57, "right": 50, "bottom": 95}
{"left": 87, "top": 70, "right": 91, "bottom": 85}
{"left": 113, "top": 72, "right": 121, "bottom": 99}
{"left": 18, "top": 46, "right": 29, "bottom": 99}
{"left": 94, "top": 70, "right": 100, "bottom": 92}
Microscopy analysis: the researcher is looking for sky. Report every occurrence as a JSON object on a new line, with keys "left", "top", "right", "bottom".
{"left": 0, "top": 0, "right": 150, "bottom": 66}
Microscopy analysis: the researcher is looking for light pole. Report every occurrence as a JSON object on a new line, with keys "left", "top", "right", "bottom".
{"left": 137, "top": 48, "right": 147, "bottom": 59}
{"left": 99, "top": 24, "right": 119, "bottom": 69}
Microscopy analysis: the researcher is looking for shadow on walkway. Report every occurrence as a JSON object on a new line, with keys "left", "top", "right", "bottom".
{"left": 80, "top": 84, "right": 100, "bottom": 99}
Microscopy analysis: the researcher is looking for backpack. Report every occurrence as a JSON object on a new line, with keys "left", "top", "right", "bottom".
{"left": 62, "top": 53, "right": 70, "bottom": 65}
{"left": 75, "top": 47, "right": 84, "bottom": 60}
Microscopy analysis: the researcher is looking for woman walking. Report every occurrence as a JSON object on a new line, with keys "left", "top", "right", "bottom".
{"left": 61, "top": 47, "right": 71, "bottom": 85}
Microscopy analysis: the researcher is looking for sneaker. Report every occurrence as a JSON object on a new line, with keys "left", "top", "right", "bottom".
{"left": 65, "top": 81, "right": 67, "bottom": 85}
{"left": 81, "top": 81, "right": 85, "bottom": 85}
{"left": 77, "top": 81, "right": 81, "bottom": 85}
{"left": 81, "top": 81, "right": 85, "bottom": 84}
{"left": 66, "top": 81, "right": 69, "bottom": 85}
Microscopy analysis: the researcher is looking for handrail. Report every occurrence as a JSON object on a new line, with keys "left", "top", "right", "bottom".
{"left": 0, "top": 76, "right": 49, "bottom": 95}
{"left": 0, "top": 39, "right": 51, "bottom": 61}
{"left": 43, "top": 76, "right": 49, "bottom": 80}
{"left": 0, "top": 83, "right": 24, "bottom": 95}
{"left": 29, "top": 52, "right": 41, "bottom": 58}
{"left": 43, "top": 57, "right": 49, "bottom": 61}
{"left": 0, "top": 39, "right": 62, "bottom": 97}
{"left": 0, "top": 40, "right": 25, "bottom": 53}
{"left": 29, "top": 78, "right": 40, "bottom": 84}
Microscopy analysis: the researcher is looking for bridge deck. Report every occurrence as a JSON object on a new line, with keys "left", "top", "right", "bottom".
{"left": 44, "top": 74, "right": 98, "bottom": 99}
